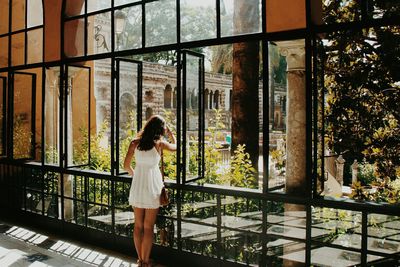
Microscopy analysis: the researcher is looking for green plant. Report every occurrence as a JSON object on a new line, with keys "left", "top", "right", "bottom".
{"left": 225, "top": 144, "right": 257, "bottom": 189}
{"left": 13, "top": 115, "right": 33, "bottom": 159}
{"left": 270, "top": 148, "right": 286, "bottom": 175}
{"left": 357, "top": 159, "right": 376, "bottom": 186}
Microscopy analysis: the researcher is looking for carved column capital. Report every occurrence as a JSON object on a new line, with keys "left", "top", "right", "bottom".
{"left": 276, "top": 40, "right": 305, "bottom": 71}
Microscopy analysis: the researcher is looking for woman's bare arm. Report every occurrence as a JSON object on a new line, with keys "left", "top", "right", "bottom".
{"left": 162, "top": 126, "right": 177, "bottom": 152}
{"left": 123, "top": 140, "right": 138, "bottom": 176}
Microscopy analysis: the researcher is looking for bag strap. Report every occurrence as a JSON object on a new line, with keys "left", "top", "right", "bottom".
{"left": 161, "top": 146, "right": 165, "bottom": 182}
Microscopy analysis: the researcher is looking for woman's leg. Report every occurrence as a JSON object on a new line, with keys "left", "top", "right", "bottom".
{"left": 141, "top": 208, "right": 159, "bottom": 265}
{"left": 133, "top": 207, "right": 145, "bottom": 263}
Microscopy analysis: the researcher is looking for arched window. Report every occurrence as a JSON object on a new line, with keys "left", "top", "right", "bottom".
{"left": 204, "top": 89, "right": 209, "bottom": 110}
{"left": 119, "top": 92, "right": 135, "bottom": 128}
{"left": 214, "top": 90, "right": 219, "bottom": 109}
{"left": 164, "top": 84, "right": 172, "bottom": 108}
{"left": 145, "top": 107, "right": 153, "bottom": 120}
{"left": 209, "top": 91, "right": 214, "bottom": 110}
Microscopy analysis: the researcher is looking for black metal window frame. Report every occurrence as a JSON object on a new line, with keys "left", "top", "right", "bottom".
{"left": 0, "top": 76, "right": 6, "bottom": 157}
{"left": 9, "top": 71, "right": 37, "bottom": 160}
{"left": 115, "top": 58, "right": 143, "bottom": 175}
{"left": 181, "top": 49, "right": 205, "bottom": 184}
{"left": 64, "top": 64, "right": 91, "bottom": 169}
{"left": 0, "top": 0, "right": 396, "bottom": 194}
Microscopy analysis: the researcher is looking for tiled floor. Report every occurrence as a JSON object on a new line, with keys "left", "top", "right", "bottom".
{"left": 0, "top": 221, "right": 163, "bottom": 267}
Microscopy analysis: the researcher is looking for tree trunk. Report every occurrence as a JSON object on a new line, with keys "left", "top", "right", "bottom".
{"left": 232, "top": 0, "right": 260, "bottom": 174}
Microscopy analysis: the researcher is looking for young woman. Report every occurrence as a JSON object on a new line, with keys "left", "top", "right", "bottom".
{"left": 124, "top": 115, "right": 176, "bottom": 267}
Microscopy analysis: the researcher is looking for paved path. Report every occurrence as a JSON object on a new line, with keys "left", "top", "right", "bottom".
{"left": 0, "top": 221, "right": 164, "bottom": 267}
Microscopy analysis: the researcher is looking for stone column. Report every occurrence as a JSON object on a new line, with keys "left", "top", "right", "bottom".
{"left": 335, "top": 155, "right": 345, "bottom": 187}
{"left": 351, "top": 160, "right": 358, "bottom": 184}
{"left": 277, "top": 40, "right": 306, "bottom": 197}
{"left": 277, "top": 40, "right": 306, "bottom": 267}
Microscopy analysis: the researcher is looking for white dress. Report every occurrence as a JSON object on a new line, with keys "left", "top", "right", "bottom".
{"left": 128, "top": 146, "right": 163, "bottom": 209}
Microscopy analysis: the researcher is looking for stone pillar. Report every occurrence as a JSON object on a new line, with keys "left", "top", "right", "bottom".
{"left": 277, "top": 40, "right": 306, "bottom": 197}
{"left": 335, "top": 155, "right": 345, "bottom": 186}
{"left": 351, "top": 160, "right": 358, "bottom": 184}
{"left": 277, "top": 40, "right": 306, "bottom": 267}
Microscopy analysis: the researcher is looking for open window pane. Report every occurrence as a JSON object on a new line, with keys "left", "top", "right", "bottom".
{"left": 45, "top": 67, "right": 61, "bottom": 165}
{"left": 66, "top": 65, "right": 90, "bottom": 167}
{"left": 116, "top": 59, "right": 141, "bottom": 174}
{"left": 13, "top": 72, "right": 35, "bottom": 159}
{"left": 183, "top": 51, "right": 204, "bottom": 183}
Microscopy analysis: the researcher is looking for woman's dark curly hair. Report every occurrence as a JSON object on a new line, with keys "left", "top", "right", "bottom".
{"left": 137, "top": 115, "right": 165, "bottom": 151}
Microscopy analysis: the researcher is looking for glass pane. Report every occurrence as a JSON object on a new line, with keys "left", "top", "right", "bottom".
{"left": 368, "top": 214, "right": 400, "bottom": 255}
{"left": 268, "top": 42, "right": 287, "bottom": 192}
{"left": 181, "top": 221, "right": 218, "bottom": 258}
{"left": 13, "top": 73, "right": 34, "bottom": 159}
{"left": 115, "top": 5, "right": 142, "bottom": 51}
{"left": 268, "top": 40, "right": 305, "bottom": 194}
{"left": 11, "top": 0, "right": 25, "bottom": 32}
{"left": 312, "top": 207, "right": 361, "bottom": 249}
{"left": 87, "top": 0, "right": 110, "bottom": 13}
{"left": 11, "top": 33, "right": 25, "bottom": 66}
{"left": 0, "top": 0, "right": 9, "bottom": 35}
{"left": 27, "top": 0, "right": 43, "bottom": 28}
{"left": 64, "top": 19, "right": 85, "bottom": 58}
{"left": 118, "top": 60, "right": 138, "bottom": 173}
{"left": 0, "top": 37, "right": 8, "bottom": 68}
{"left": 268, "top": 203, "right": 306, "bottom": 240}
{"left": 181, "top": 0, "right": 216, "bottom": 42}
{"left": 67, "top": 66, "right": 89, "bottom": 166}
{"left": 64, "top": 0, "right": 85, "bottom": 17}
{"left": 88, "top": 12, "right": 111, "bottom": 55}
{"left": 91, "top": 58, "right": 112, "bottom": 172}
{"left": 371, "top": 0, "right": 400, "bottom": 19}
{"left": 185, "top": 53, "right": 201, "bottom": 181}
{"left": 145, "top": 0, "right": 176, "bottom": 47}
{"left": 266, "top": 0, "right": 306, "bottom": 32}
{"left": 27, "top": 29, "right": 43, "bottom": 64}
{"left": 221, "top": 0, "right": 261, "bottom": 37}
{"left": 322, "top": 0, "right": 361, "bottom": 23}
{"left": 0, "top": 76, "right": 5, "bottom": 155}
{"left": 45, "top": 67, "right": 60, "bottom": 165}
{"left": 114, "top": 0, "right": 140, "bottom": 7}
{"left": 320, "top": 27, "right": 399, "bottom": 201}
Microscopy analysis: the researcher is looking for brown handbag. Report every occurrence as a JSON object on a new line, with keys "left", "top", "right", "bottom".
{"left": 159, "top": 148, "right": 170, "bottom": 206}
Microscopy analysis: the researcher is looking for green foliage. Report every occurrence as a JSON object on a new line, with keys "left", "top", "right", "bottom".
{"left": 13, "top": 115, "right": 33, "bottom": 159}
{"left": 74, "top": 122, "right": 111, "bottom": 171}
{"left": 357, "top": 160, "right": 376, "bottom": 186}
{"left": 226, "top": 144, "right": 257, "bottom": 189}
{"left": 270, "top": 149, "right": 286, "bottom": 175}
{"left": 323, "top": 21, "right": 400, "bottom": 180}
